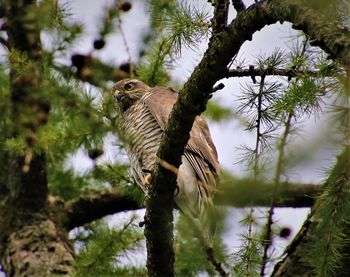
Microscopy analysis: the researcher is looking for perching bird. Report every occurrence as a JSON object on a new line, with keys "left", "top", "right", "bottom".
{"left": 113, "top": 79, "right": 220, "bottom": 243}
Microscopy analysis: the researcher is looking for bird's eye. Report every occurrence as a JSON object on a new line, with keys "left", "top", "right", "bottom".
{"left": 124, "top": 82, "right": 135, "bottom": 91}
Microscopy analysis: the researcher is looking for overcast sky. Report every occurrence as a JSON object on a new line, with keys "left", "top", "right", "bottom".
{"left": 67, "top": 0, "right": 337, "bottom": 180}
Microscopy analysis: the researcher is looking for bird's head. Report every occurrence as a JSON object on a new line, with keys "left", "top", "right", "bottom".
{"left": 112, "top": 79, "right": 151, "bottom": 113}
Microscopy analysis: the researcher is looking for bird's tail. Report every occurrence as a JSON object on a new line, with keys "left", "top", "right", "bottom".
{"left": 174, "top": 183, "right": 217, "bottom": 246}
{"left": 198, "top": 196, "right": 217, "bottom": 247}
{"left": 184, "top": 202, "right": 229, "bottom": 277}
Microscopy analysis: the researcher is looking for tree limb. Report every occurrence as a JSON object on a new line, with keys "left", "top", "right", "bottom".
{"left": 224, "top": 66, "right": 336, "bottom": 80}
{"left": 211, "top": 0, "right": 230, "bottom": 34}
{"left": 232, "top": 0, "right": 246, "bottom": 13}
{"left": 0, "top": 7, "right": 5, "bottom": 18}
{"left": 215, "top": 181, "right": 319, "bottom": 208}
{"left": 61, "top": 190, "right": 141, "bottom": 230}
{"left": 0, "top": 37, "right": 9, "bottom": 49}
{"left": 144, "top": 1, "right": 350, "bottom": 276}
{"left": 253, "top": 0, "right": 350, "bottom": 68}
{"left": 55, "top": 181, "right": 319, "bottom": 232}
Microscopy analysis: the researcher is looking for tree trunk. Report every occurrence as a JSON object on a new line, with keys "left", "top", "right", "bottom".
{"left": 1, "top": 213, "right": 75, "bottom": 276}
{"left": 0, "top": 1, "right": 76, "bottom": 275}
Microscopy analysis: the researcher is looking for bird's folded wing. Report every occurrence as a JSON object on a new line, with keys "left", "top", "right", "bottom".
{"left": 143, "top": 87, "right": 221, "bottom": 182}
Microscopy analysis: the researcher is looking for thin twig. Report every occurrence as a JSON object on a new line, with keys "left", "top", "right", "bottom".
{"left": 254, "top": 74, "right": 266, "bottom": 175}
{"left": 244, "top": 74, "right": 266, "bottom": 275}
{"left": 205, "top": 246, "right": 229, "bottom": 277}
{"left": 187, "top": 216, "right": 229, "bottom": 277}
{"left": 116, "top": 0, "right": 134, "bottom": 78}
{"left": 224, "top": 67, "right": 333, "bottom": 79}
{"left": 261, "top": 38, "right": 309, "bottom": 276}
{"left": 0, "top": 37, "right": 9, "bottom": 49}
{"left": 260, "top": 112, "right": 293, "bottom": 276}
{"left": 245, "top": 205, "right": 255, "bottom": 276}
{"left": 213, "top": 83, "right": 225, "bottom": 92}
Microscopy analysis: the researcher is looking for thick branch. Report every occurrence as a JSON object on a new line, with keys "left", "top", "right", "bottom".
{"left": 255, "top": 0, "right": 350, "bottom": 68}
{"left": 215, "top": 181, "right": 319, "bottom": 208}
{"left": 57, "top": 182, "right": 319, "bottom": 231}
{"left": 144, "top": 1, "right": 350, "bottom": 276}
{"left": 0, "top": 7, "right": 5, "bottom": 18}
{"left": 62, "top": 190, "right": 141, "bottom": 230}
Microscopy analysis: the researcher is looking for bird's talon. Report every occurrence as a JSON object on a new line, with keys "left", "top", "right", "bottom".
{"left": 143, "top": 173, "right": 152, "bottom": 186}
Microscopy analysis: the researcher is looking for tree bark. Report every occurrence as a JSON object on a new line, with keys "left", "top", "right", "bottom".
{"left": 1, "top": 212, "right": 75, "bottom": 276}
{"left": 0, "top": 1, "right": 75, "bottom": 275}
{"left": 62, "top": 190, "right": 141, "bottom": 230}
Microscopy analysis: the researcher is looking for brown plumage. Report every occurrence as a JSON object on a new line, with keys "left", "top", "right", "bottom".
{"left": 113, "top": 79, "right": 220, "bottom": 242}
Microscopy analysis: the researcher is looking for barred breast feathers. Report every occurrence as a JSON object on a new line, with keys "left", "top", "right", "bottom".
{"left": 122, "top": 95, "right": 163, "bottom": 179}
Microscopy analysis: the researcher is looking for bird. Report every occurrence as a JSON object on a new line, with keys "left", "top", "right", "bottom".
{"left": 113, "top": 78, "right": 220, "bottom": 243}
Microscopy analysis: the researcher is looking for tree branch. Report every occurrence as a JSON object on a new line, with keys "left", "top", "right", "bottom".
{"left": 61, "top": 190, "right": 141, "bottom": 230}
{"left": 211, "top": 0, "right": 229, "bottom": 34}
{"left": 224, "top": 66, "right": 335, "bottom": 80}
{"left": 55, "top": 181, "right": 319, "bottom": 231}
{"left": 232, "top": 0, "right": 246, "bottom": 13}
{"left": 255, "top": 0, "right": 350, "bottom": 68}
{"left": 0, "top": 37, "right": 9, "bottom": 49}
{"left": 0, "top": 7, "right": 5, "bottom": 18}
{"left": 215, "top": 181, "right": 319, "bottom": 208}
{"left": 144, "top": 1, "right": 350, "bottom": 276}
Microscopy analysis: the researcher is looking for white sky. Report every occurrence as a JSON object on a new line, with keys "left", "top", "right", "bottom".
{"left": 67, "top": 0, "right": 338, "bottom": 179}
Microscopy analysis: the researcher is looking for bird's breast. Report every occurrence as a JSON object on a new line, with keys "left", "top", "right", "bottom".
{"left": 122, "top": 101, "right": 163, "bottom": 172}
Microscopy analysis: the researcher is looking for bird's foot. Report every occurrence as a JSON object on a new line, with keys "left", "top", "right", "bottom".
{"left": 142, "top": 168, "right": 152, "bottom": 187}
{"left": 143, "top": 173, "right": 152, "bottom": 186}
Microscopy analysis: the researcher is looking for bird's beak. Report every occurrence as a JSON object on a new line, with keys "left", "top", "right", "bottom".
{"left": 114, "top": 90, "right": 124, "bottom": 102}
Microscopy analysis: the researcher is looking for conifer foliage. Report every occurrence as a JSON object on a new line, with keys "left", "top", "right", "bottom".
{"left": 0, "top": 0, "right": 349, "bottom": 276}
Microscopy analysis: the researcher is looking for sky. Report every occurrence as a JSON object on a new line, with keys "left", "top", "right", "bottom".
{"left": 66, "top": 0, "right": 338, "bottom": 180}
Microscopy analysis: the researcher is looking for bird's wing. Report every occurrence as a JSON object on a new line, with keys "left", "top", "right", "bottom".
{"left": 142, "top": 86, "right": 177, "bottom": 131}
{"left": 143, "top": 87, "right": 220, "bottom": 188}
